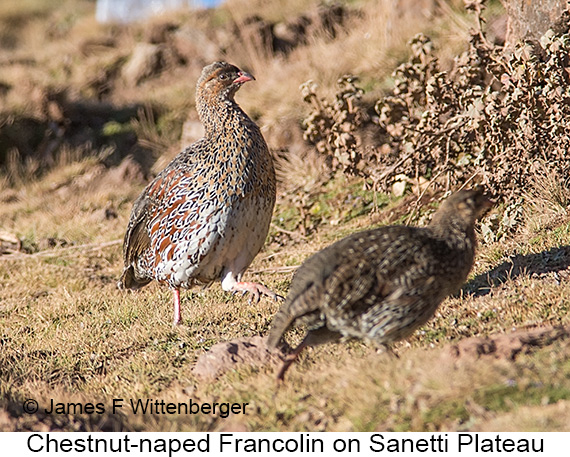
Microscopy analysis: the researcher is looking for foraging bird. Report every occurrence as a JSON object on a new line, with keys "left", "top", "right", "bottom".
{"left": 268, "top": 188, "right": 493, "bottom": 380}
{"left": 118, "top": 61, "right": 278, "bottom": 325}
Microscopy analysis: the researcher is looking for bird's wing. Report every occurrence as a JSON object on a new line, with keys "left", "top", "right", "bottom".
{"left": 321, "top": 256, "right": 381, "bottom": 326}
{"left": 327, "top": 257, "right": 443, "bottom": 342}
{"left": 146, "top": 168, "right": 227, "bottom": 269}
{"left": 121, "top": 140, "right": 206, "bottom": 267}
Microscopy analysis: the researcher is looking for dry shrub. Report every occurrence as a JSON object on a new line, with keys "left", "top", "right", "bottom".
{"left": 301, "top": 0, "right": 570, "bottom": 216}
{"left": 300, "top": 76, "right": 367, "bottom": 177}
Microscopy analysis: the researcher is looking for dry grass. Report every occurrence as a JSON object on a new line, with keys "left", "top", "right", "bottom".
{"left": 220, "top": 0, "right": 473, "bottom": 126}
{"left": 521, "top": 161, "right": 570, "bottom": 237}
{"left": 2, "top": 0, "right": 570, "bottom": 433}
{"left": 1, "top": 157, "right": 570, "bottom": 431}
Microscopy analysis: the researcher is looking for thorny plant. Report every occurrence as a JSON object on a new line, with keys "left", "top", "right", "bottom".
{"left": 301, "top": 0, "right": 570, "bottom": 238}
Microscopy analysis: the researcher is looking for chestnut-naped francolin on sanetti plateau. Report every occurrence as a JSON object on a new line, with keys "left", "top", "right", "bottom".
{"left": 118, "top": 61, "right": 278, "bottom": 325}
{"left": 268, "top": 188, "right": 493, "bottom": 380}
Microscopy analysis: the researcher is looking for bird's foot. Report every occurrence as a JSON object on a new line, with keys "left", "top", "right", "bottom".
{"left": 276, "top": 355, "right": 296, "bottom": 383}
{"left": 231, "top": 281, "right": 284, "bottom": 304}
{"left": 376, "top": 344, "right": 399, "bottom": 358}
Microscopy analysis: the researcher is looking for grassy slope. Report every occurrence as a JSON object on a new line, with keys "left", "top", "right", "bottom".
{"left": 1, "top": 0, "right": 570, "bottom": 432}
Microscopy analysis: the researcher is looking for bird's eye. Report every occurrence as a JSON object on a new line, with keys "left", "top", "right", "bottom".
{"left": 219, "top": 74, "right": 227, "bottom": 80}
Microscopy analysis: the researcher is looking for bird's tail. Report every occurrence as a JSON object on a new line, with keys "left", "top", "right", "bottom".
{"left": 267, "top": 310, "right": 294, "bottom": 349}
{"left": 117, "top": 265, "right": 152, "bottom": 290}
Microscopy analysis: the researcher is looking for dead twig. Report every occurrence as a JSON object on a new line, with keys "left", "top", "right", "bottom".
{"left": 251, "top": 265, "right": 299, "bottom": 275}
{"left": 271, "top": 223, "right": 308, "bottom": 240}
{"left": 0, "top": 239, "right": 122, "bottom": 260}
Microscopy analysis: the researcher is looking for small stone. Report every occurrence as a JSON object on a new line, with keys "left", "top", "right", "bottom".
{"left": 193, "top": 336, "right": 279, "bottom": 380}
{"left": 122, "top": 43, "right": 162, "bottom": 86}
{"left": 0, "top": 230, "right": 21, "bottom": 254}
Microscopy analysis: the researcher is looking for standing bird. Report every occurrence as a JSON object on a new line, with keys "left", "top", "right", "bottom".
{"left": 118, "top": 61, "right": 278, "bottom": 325}
{"left": 268, "top": 188, "right": 493, "bottom": 380}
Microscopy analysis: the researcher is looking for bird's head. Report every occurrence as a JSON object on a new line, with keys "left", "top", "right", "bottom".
{"left": 196, "top": 61, "right": 255, "bottom": 104}
{"left": 430, "top": 186, "right": 494, "bottom": 229}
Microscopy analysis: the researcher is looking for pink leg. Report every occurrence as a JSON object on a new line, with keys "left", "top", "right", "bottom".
{"left": 231, "top": 281, "right": 284, "bottom": 303}
{"left": 172, "top": 288, "right": 181, "bottom": 325}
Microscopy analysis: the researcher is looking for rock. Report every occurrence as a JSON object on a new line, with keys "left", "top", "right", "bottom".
{"left": 105, "top": 155, "right": 147, "bottom": 186}
{"left": 312, "top": 3, "right": 347, "bottom": 39}
{"left": 0, "top": 230, "right": 21, "bottom": 254}
{"left": 172, "top": 26, "right": 219, "bottom": 63}
{"left": 273, "top": 16, "right": 311, "bottom": 47}
{"left": 228, "top": 4, "right": 351, "bottom": 58}
{"left": 446, "top": 325, "right": 570, "bottom": 362}
{"left": 500, "top": 0, "right": 566, "bottom": 46}
{"left": 193, "top": 336, "right": 279, "bottom": 380}
{"left": 391, "top": 174, "right": 408, "bottom": 197}
{"left": 122, "top": 43, "right": 163, "bottom": 85}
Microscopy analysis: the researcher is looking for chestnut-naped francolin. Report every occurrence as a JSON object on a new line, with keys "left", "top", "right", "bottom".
{"left": 268, "top": 188, "right": 493, "bottom": 380}
{"left": 118, "top": 62, "right": 278, "bottom": 325}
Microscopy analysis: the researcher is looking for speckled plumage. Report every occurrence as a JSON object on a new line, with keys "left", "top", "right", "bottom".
{"left": 268, "top": 188, "right": 493, "bottom": 380}
{"left": 118, "top": 62, "right": 277, "bottom": 325}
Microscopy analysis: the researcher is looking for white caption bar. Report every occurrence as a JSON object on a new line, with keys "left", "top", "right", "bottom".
{"left": 2, "top": 432, "right": 563, "bottom": 456}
